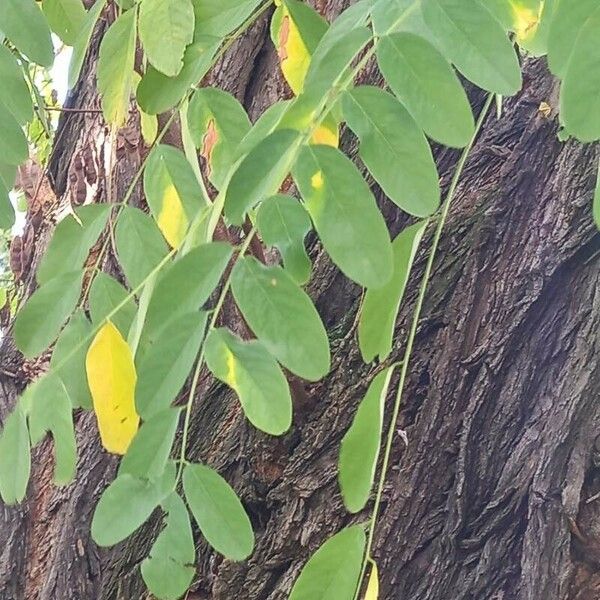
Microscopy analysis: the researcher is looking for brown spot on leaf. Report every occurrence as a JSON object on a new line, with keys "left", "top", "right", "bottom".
{"left": 201, "top": 118, "right": 219, "bottom": 176}
{"left": 278, "top": 15, "right": 290, "bottom": 62}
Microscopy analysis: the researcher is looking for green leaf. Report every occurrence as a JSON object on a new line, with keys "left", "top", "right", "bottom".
{"left": 421, "top": 0, "right": 521, "bottom": 95}
{"left": 377, "top": 33, "right": 474, "bottom": 148}
{"left": 0, "top": 109, "right": 29, "bottom": 166}
{"left": 97, "top": 8, "right": 137, "bottom": 126}
{"left": 42, "top": 0, "right": 86, "bottom": 46}
{"left": 89, "top": 272, "right": 137, "bottom": 337}
{"left": 183, "top": 463, "right": 254, "bottom": 560}
{"left": 50, "top": 310, "right": 93, "bottom": 409}
{"left": 91, "top": 463, "right": 175, "bottom": 547}
{"left": 548, "top": 0, "right": 596, "bottom": 78}
{"left": 0, "top": 163, "right": 16, "bottom": 229}
{"left": 559, "top": 6, "right": 600, "bottom": 143}
{"left": 0, "top": 0, "right": 54, "bottom": 66}
{"left": 234, "top": 100, "right": 291, "bottom": 160}
{"left": 338, "top": 367, "right": 394, "bottom": 513}
{"left": 256, "top": 194, "right": 312, "bottom": 284}
{"left": 136, "top": 312, "right": 207, "bottom": 419}
{"left": 188, "top": 87, "right": 251, "bottom": 189}
{"left": 37, "top": 204, "right": 110, "bottom": 284}
{"left": 343, "top": 86, "right": 440, "bottom": 217}
{"left": 120, "top": 408, "right": 181, "bottom": 480}
{"left": 141, "top": 493, "right": 196, "bottom": 600}
{"left": 142, "top": 242, "right": 232, "bottom": 346}
{"left": 69, "top": 0, "right": 109, "bottom": 87}
{"left": 358, "top": 221, "right": 427, "bottom": 362}
{"left": 14, "top": 270, "right": 83, "bottom": 358}
{"left": 231, "top": 256, "right": 330, "bottom": 381}
{"left": 205, "top": 328, "right": 292, "bottom": 435}
{"left": 0, "top": 404, "right": 31, "bottom": 504}
{"left": 289, "top": 526, "right": 366, "bottom": 600}
{"left": 224, "top": 129, "right": 301, "bottom": 225}
{"left": 139, "top": 0, "right": 194, "bottom": 77}
{"left": 137, "top": 36, "right": 220, "bottom": 115}
{"left": 0, "top": 45, "right": 34, "bottom": 125}
{"left": 192, "top": 0, "right": 263, "bottom": 38}
{"left": 292, "top": 144, "right": 393, "bottom": 288}
{"left": 144, "top": 145, "right": 202, "bottom": 248}
{"left": 26, "top": 375, "right": 77, "bottom": 485}
{"left": 115, "top": 206, "right": 169, "bottom": 290}
{"left": 303, "top": 26, "right": 372, "bottom": 100}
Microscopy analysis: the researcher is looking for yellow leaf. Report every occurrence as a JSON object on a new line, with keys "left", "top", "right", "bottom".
{"left": 311, "top": 113, "right": 339, "bottom": 148}
{"left": 86, "top": 321, "right": 139, "bottom": 455}
{"left": 511, "top": 1, "right": 542, "bottom": 43}
{"left": 275, "top": 7, "right": 311, "bottom": 94}
{"left": 156, "top": 184, "right": 189, "bottom": 249}
{"left": 365, "top": 562, "right": 379, "bottom": 600}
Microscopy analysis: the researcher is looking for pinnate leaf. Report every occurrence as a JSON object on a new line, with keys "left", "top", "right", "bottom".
{"left": 377, "top": 33, "right": 474, "bottom": 148}
{"left": 0, "top": 404, "right": 31, "bottom": 504}
{"left": 205, "top": 328, "right": 292, "bottom": 435}
{"left": 231, "top": 256, "right": 330, "bottom": 381}
{"left": 14, "top": 270, "right": 83, "bottom": 359}
{"left": 421, "top": 0, "right": 521, "bottom": 95}
{"left": 97, "top": 8, "right": 137, "bottom": 126}
{"left": 338, "top": 367, "right": 394, "bottom": 513}
{"left": 92, "top": 463, "right": 175, "bottom": 546}
{"left": 289, "top": 525, "right": 366, "bottom": 600}
{"left": 343, "top": 86, "right": 440, "bottom": 218}
{"left": 139, "top": 0, "right": 194, "bottom": 77}
{"left": 358, "top": 221, "right": 427, "bottom": 363}
{"left": 183, "top": 463, "right": 254, "bottom": 560}
{"left": 256, "top": 194, "right": 312, "bottom": 284}
{"left": 292, "top": 144, "right": 393, "bottom": 288}
{"left": 141, "top": 493, "right": 196, "bottom": 600}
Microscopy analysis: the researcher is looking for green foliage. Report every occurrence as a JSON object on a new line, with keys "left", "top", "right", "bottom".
{"left": 135, "top": 311, "right": 207, "bottom": 419}
{"left": 289, "top": 526, "right": 366, "bottom": 600}
{"left": 293, "top": 143, "right": 394, "bottom": 287}
{"left": 256, "top": 194, "right": 312, "bottom": 284}
{"left": 231, "top": 256, "right": 330, "bottom": 381}
{"left": 338, "top": 367, "right": 394, "bottom": 513}
{"left": 1, "top": 1, "right": 600, "bottom": 599}
{"left": 343, "top": 85, "right": 440, "bottom": 217}
{"left": 14, "top": 270, "right": 83, "bottom": 358}
{"left": 141, "top": 493, "right": 196, "bottom": 600}
{"left": 92, "top": 463, "right": 176, "bottom": 547}
{"left": 359, "top": 221, "right": 427, "bottom": 362}
{"left": 183, "top": 463, "right": 254, "bottom": 560}
{"left": 205, "top": 327, "right": 293, "bottom": 435}
{"left": 138, "top": 0, "right": 195, "bottom": 77}
{"left": 42, "top": 0, "right": 86, "bottom": 47}
{"left": 37, "top": 204, "right": 111, "bottom": 284}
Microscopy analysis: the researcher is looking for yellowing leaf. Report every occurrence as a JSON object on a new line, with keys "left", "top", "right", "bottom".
{"left": 311, "top": 112, "right": 339, "bottom": 147}
{"left": 270, "top": 0, "right": 328, "bottom": 95}
{"left": 156, "top": 184, "right": 189, "bottom": 249}
{"left": 86, "top": 321, "right": 139, "bottom": 454}
{"left": 278, "top": 12, "right": 311, "bottom": 94}
{"left": 365, "top": 562, "right": 379, "bottom": 600}
{"left": 511, "top": 1, "right": 542, "bottom": 43}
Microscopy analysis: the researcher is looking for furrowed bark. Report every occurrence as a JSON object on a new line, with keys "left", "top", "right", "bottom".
{"left": 0, "top": 2, "right": 599, "bottom": 599}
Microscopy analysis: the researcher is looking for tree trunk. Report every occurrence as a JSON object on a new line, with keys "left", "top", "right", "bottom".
{"left": 1, "top": 2, "right": 600, "bottom": 599}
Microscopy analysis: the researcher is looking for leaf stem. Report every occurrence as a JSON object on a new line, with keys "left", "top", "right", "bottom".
{"left": 354, "top": 93, "right": 495, "bottom": 599}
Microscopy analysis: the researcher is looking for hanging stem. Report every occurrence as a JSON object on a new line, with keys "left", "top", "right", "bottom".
{"left": 355, "top": 92, "right": 495, "bottom": 598}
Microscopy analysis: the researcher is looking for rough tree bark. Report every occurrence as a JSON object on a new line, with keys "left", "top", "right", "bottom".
{"left": 1, "top": 2, "right": 600, "bottom": 599}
